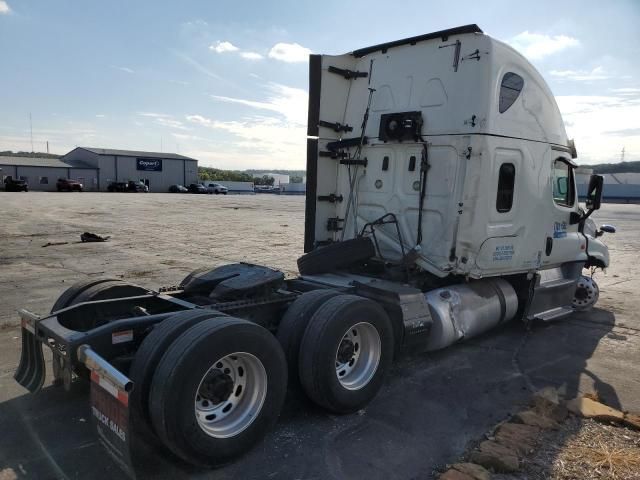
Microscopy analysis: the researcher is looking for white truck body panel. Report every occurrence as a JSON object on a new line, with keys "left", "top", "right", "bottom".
{"left": 306, "top": 25, "right": 591, "bottom": 279}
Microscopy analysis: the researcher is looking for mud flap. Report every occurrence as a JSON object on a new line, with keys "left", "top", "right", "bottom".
{"left": 14, "top": 323, "right": 46, "bottom": 392}
{"left": 90, "top": 370, "right": 135, "bottom": 478}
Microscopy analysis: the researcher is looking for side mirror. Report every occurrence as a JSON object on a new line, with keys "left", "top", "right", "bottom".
{"left": 586, "top": 174, "right": 604, "bottom": 211}
{"left": 600, "top": 224, "right": 616, "bottom": 233}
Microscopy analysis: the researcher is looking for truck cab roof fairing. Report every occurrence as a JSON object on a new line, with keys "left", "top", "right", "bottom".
{"left": 351, "top": 25, "right": 484, "bottom": 58}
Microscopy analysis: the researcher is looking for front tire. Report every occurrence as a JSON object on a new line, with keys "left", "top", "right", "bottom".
{"left": 298, "top": 295, "right": 394, "bottom": 413}
{"left": 573, "top": 275, "right": 600, "bottom": 311}
{"left": 149, "top": 318, "right": 287, "bottom": 466}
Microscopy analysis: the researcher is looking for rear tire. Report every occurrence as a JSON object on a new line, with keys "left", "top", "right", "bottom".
{"left": 297, "top": 237, "right": 376, "bottom": 275}
{"left": 298, "top": 295, "right": 393, "bottom": 413}
{"left": 149, "top": 318, "right": 287, "bottom": 466}
{"left": 276, "top": 289, "right": 340, "bottom": 385}
{"left": 129, "top": 309, "right": 227, "bottom": 442}
{"left": 70, "top": 280, "right": 149, "bottom": 309}
{"left": 50, "top": 277, "right": 122, "bottom": 313}
{"left": 51, "top": 278, "right": 149, "bottom": 380}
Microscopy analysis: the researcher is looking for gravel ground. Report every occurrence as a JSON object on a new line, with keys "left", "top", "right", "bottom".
{"left": 0, "top": 192, "right": 638, "bottom": 480}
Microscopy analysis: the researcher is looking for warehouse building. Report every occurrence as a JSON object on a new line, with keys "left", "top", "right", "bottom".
{"left": 0, "top": 155, "right": 99, "bottom": 191}
{"left": 62, "top": 148, "right": 198, "bottom": 192}
{"left": 2, "top": 148, "right": 198, "bottom": 192}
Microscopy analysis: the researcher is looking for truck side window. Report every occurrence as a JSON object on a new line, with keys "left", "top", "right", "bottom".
{"left": 499, "top": 72, "right": 524, "bottom": 113}
{"left": 496, "top": 163, "right": 515, "bottom": 212}
{"left": 552, "top": 159, "right": 575, "bottom": 207}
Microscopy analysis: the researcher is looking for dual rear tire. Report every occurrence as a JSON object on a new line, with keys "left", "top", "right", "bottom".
{"left": 278, "top": 291, "right": 394, "bottom": 414}
{"left": 132, "top": 291, "right": 393, "bottom": 466}
{"left": 132, "top": 312, "right": 287, "bottom": 467}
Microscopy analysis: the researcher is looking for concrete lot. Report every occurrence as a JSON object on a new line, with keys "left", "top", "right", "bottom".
{"left": 0, "top": 192, "right": 639, "bottom": 479}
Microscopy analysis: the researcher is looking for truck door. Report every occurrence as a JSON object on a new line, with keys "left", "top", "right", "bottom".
{"left": 541, "top": 158, "right": 585, "bottom": 267}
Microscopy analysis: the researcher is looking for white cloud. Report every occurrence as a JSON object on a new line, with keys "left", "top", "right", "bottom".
{"left": 95, "top": 114, "right": 106, "bottom": 118}
{"left": 185, "top": 83, "right": 308, "bottom": 169}
{"left": 610, "top": 87, "right": 640, "bottom": 95}
{"left": 138, "top": 112, "right": 171, "bottom": 118}
{"left": 268, "top": 42, "right": 312, "bottom": 63}
{"left": 549, "top": 66, "right": 610, "bottom": 82}
{"left": 112, "top": 65, "right": 134, "bottom": 74}
{"left": 0, "top": 1, "right": 10, "bottom": 14}
{"left": 240, "top": 51, "right": 264, "bottom": 60}
{"left": 138, "top": 112, "right": 188, "bottom": 130}
{"left": 210, "top": 41, "right": 239, "bottom": 53}
{"left": 509, "top": 32, "right": 579, "bottom": 60}
{"left": 210, "top": 83, "right": 308, "bottom": 125}
{"left": 172, "top": 50, "right": 224, "bottom": 81}
{"left": 556, "top": 94, "right": 640, "bottom": 164}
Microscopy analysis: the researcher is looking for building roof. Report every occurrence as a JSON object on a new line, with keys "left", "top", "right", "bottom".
{"left": 71, "top": 147, "right": 196, "bottom": 161}
{"left": 0, "top": 155, "right": 95, "bottom": 169}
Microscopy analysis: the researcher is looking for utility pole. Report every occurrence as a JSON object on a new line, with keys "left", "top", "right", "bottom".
{"left": 621, "top": 146, "right": 625, "bottom": 162}
{"left": 29, "top": 113, "right": 34, "bottom": 153}
{"left": 46, "top": 141, "right": 49, "bottom": 154}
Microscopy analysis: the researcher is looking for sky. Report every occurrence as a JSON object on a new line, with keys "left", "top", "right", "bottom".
{"left": 0, "top": 0, "right": 639, "bottom": 169}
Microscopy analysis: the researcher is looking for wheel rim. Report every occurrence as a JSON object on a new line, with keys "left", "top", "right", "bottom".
{"left": 573, "top": 276, "right": 599, "bottom": 310}
{"left": 194, "top": 352, "right": 267, "bottom": 439}
{"left": 335, "top": 322, "right": 381, "bottom": 391}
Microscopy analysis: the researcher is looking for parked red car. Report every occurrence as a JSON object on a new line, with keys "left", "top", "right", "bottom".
{"left": 56, "top": 178, "right": 83, "bottom": 192}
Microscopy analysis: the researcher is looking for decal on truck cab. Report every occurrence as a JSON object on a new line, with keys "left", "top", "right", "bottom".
{"left": 553, "top": 221, "right": 567, "bottom": 239}
{"left": 493, "top": 244, "right": 514, "bottom": 261}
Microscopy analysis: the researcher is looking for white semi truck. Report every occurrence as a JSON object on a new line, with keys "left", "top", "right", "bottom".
{"left": 14, "top": 25, "right": 614, "bottom": 473}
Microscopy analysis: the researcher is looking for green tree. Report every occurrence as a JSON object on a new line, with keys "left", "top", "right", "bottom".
{"left": 254, "top": 175, "right": 275, "bottom": 186}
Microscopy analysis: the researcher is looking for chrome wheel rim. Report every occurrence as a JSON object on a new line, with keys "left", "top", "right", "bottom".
{"left": 335, "top": 322, "right": 381, "bottom": 390}
{"left": 194, "top": 352, "right": 267, "bottom": 438}
{"left": 573, "top": 276, "right": 599, "bottom": 310}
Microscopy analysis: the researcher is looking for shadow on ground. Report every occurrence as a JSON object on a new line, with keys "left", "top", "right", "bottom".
{"left": 0, "top": 308, "right": 617, "bottom": 480}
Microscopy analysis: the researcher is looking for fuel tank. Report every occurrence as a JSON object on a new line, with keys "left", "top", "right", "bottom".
{"left": 424, "top": 278, "right": 519, "bottom": 351}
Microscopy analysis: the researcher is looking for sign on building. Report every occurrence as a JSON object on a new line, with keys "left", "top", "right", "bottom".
{"left": 136, "top": 158, "right": 162, "bottom": 171}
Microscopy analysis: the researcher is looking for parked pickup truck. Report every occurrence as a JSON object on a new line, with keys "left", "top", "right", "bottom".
{"left": 56, "top": 178, "right": 83, "bottom": 192}
{"left": 202, "top": 182, "right": 228, "bottom": 194}
{"left": 14, "top": 24, "right": 616, "bottom": 476}
{"left": 3, "top": 176, "right": 28, "bottom": 192}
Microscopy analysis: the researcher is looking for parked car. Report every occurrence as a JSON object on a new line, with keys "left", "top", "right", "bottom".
{"left": 56, "top": 178, "right": 83, "bottom": 192}
{"left": 107, "top": 181, "right": 149, "bottom": 192}
{"left": 201, "top": 182, "right": 228, "bottom": 194}
{"left": 169, "top": 184, "right": 188, "bottom": 193}
{"left": 3, "top": 176, "right": 28, "bottom": 192}
{"left": 188, "top": 183, "right": 208, "bottom": 194}
{"left": 254, "top": 185, "right": 278, "bottom": 194}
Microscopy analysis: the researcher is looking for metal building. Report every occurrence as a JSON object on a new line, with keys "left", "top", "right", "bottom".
{"left": 0, "top": 156, "right": 99, "bottom": 191}
{"left": 62, "top": 147, "right": 198, "bottom": 192}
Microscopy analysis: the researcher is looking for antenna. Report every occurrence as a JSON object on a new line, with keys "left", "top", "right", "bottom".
{"left": 29, "top": 113, "right": 34, "bottom": 153}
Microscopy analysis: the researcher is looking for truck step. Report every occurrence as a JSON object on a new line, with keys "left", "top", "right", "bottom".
{"left": 534, "top": 306, "right": 574, "bottom": 322}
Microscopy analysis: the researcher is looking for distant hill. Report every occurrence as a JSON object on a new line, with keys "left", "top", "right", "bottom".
{"left": 198, "top": 167, "right": 254, "bottom": 182}
{"left": 0, "top": 151, "right": 61, "bottom": 159}
{"left": 586, "top": 161, "right": 640, "bottom": 174}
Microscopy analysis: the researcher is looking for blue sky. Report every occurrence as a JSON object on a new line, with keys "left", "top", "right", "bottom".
{"left": 0, "top": 0, "right": 639, "bottom": 169}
